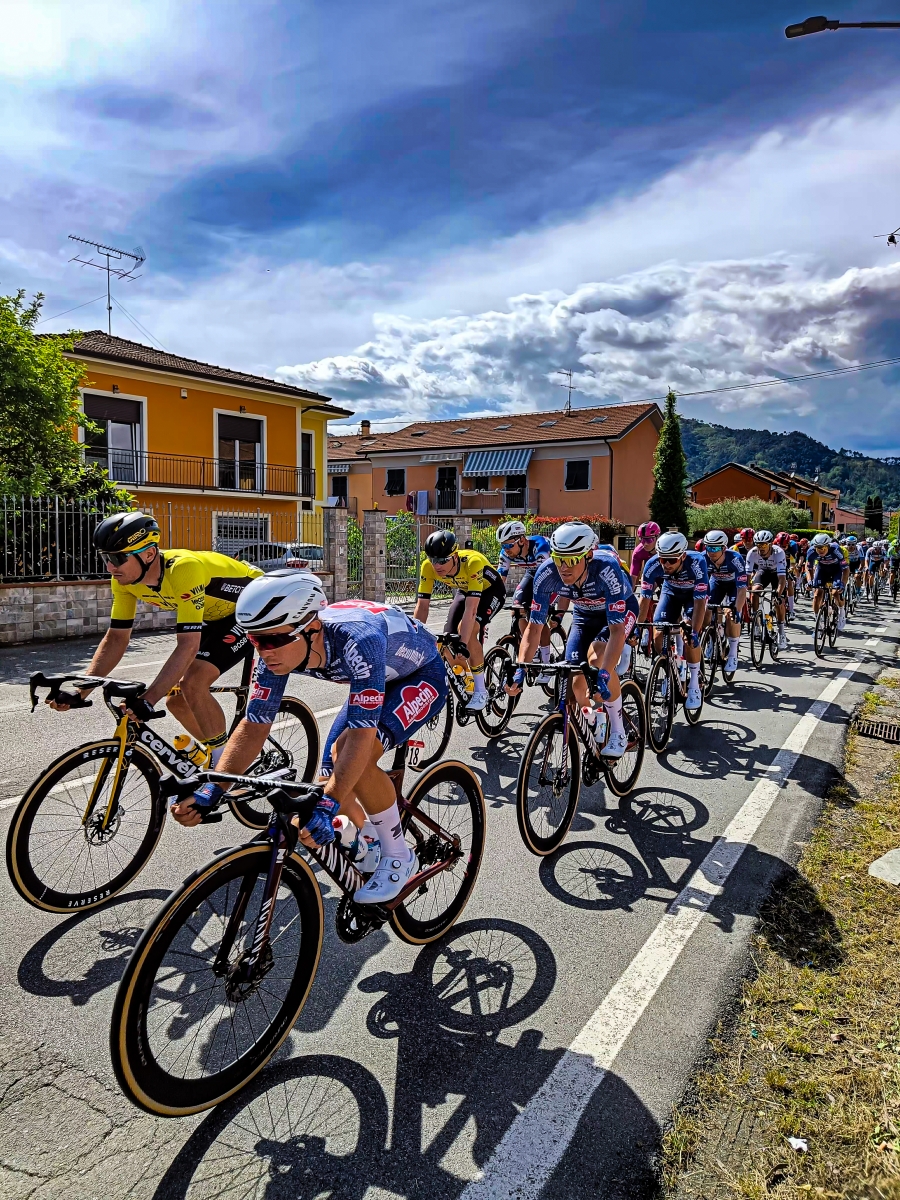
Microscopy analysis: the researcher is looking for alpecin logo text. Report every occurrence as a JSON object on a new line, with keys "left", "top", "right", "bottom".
{"left": 394, "top": 681, "right": 440, "bottom": 730}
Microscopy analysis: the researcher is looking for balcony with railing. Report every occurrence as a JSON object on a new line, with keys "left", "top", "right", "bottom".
{"left": 458, "top": 487, "right": 539, "bottom": 515}
{"left": 85, "top": 449, "right": 315, "bottom": 498}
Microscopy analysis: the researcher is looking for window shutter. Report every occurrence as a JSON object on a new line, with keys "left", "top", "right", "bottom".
{"left": 83, "top": 394, "right": 141, "bottom": 424}
{"left": 218, "top": 414, "right": 262, "bottom": 443}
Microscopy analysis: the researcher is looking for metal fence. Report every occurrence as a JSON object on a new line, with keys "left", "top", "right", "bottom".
{"left": 0, "top": 495, "right": 122, "bottom": 582}
{"left": 347, "top": 516, "right": 363, "bottom": 599}
{"left": 1, "top": 496, "right": 326, "bottom": 582}
{"left": 385, "top": 515, "right": 452, "bottom": 604}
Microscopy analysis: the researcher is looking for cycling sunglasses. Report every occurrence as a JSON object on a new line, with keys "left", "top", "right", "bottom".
{"left": 501, "top": 540, "right": 521, "bottom": 552}
{"left": 247, "top": 628, "right": 302, "bottom": 651}
{"left": 99, "top": 548, "right": 145, "bottom": 567}
{"left": 551, "top": 550, "right": 589, "bottom": 567}
{"left": 428, "top": 555, "right": 456, "bottom": 566}
{"left": 658, "top": 555, "right": 682, "bottom": 565}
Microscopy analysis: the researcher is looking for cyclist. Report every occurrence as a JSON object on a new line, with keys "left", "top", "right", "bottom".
{"left": 733, "top": 527, "right": 755, "bottom": 559}
{"left": 806, "top": 533, "right": 849, "bottom": 628}
{"left": 888, "top": 535, "right": 900, "bottom": 595}
{"left": 48, "top": 512, "right": 263, "bottom": 762}
{"left": 510, "top": 521, "right": 639, "bottom": 758}
{"left": 864, "top": 536, "right": 886, "bottom": 597}
{"left": 630, "top": 521, "right": 660, "bottom": 587}
{"left": 746, "top": 530, "right": 789, "bottom": 651}
{"left": 495, "top": 519, "right": 556, "bottom": 674}
{"left": 174, "top": 575, "right": 447, "bottom": 904}
{"left": 638, "top": 530, "right": 710, "bottom": 711}
{"left": 846, "top": 535, "right": 864, "bottom": 595}
{"left": 413, "top": 530, "right": 505, "bottom": 712}
{"left": 781, "top": 532, "right": 801, "bottom": 618}
{"left": 702, "top": 529, "right": 747, "bottom": 674}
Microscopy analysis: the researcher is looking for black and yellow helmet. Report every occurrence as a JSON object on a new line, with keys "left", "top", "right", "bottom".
{"left": 93, "top": 511, "right": 160, "bottom": 554}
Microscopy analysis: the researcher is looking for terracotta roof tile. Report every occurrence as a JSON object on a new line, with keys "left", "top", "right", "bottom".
{"left": 63, "top": 331, "right": 348, "bottom": 409}
{"left": 327, "top": 402, "right": 660, "bottom": 461}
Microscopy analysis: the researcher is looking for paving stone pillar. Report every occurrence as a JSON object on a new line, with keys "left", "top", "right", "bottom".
{"left": 362, "top": 510, "right": 386, "bottom": 603}
{"left": 452, "top": 516, "right": 474, "bottom": 549}
{"left": 323, "top": 507, "right": 349, "bottom": 601}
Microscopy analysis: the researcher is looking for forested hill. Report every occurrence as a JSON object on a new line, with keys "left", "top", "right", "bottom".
{"left": 681, "top": 418, "right": 900, "bottom": 510}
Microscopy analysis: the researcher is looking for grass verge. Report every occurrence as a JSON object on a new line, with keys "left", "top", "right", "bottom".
{"left": 662, "top": 671, "right": 900, "bottom": 1200}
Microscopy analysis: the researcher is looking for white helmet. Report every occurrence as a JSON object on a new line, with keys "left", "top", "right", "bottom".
{"left": 703, "top": 529, "right": 728, "bottom": 550}
{"left": 657, "top": 531, "right": 688, "bottom": 555}
{"left": 549, "top": 521, "right": 596, "bottom": 557}
{"left": 236, "top": 569, "right": 328, "bottom": 632}
{"left": 754, "top": 529, "right": 774, "bottom": 545}
{"left": 497, "top": 520, "right": 527, "bottom": 543}
{"left": 811, "top": 532, "right": 830, "bottom": 548}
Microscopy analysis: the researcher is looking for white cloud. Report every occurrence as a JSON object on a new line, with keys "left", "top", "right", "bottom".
{"left": 277, "top": 258, "right": 900, "bottom": 433}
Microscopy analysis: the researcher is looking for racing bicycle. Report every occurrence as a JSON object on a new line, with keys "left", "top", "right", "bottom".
{"left": 110, "top": 746, "right": 485, "bottom": 1116}
{"left": 6, "top": 669, "right": 318, "bottom": 913}
{"left": 643, "top": 622, "right": 705, "bottom": 754}
{"left": 813, "top": 582, "right": 842, "bottom": 658}
{"left": 749, "top": 588, "right": 782, "bottom": 670}
{"left": 699, "top": 603, "right": 739, "bottom": 698}
{"left": 515, "top": 661, "right": 646, "bottom": 855}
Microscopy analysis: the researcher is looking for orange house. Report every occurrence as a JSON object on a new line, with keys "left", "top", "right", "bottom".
{"left": 63, "top": 332, "right": 352, "bottom": 550}
{"left": 327, "top": 402, "right": 662, "bottom": 529}
{"left": 690, "top": 462, "right": 839, "bottom": 528}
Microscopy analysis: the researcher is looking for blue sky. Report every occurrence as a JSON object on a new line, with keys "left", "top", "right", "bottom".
{"left": 5, "top": 0, "right": 900, "bottom": 452}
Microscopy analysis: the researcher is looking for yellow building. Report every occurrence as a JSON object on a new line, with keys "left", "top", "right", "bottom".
{"left": 65, "top": 332, "right": 352, "bottom": 551}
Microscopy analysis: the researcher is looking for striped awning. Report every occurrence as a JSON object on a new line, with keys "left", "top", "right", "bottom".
{"left": 328, "top": 462, "right": 350, "bottom": 474}
{"left": 463, "top": 448, "right": 533, "bottom": 476}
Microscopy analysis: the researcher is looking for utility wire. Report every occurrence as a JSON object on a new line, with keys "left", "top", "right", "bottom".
{"left": 111, "top": 296, "right": 168, "bottom": 352}
{"left": 36, "top": 295, "right": 107, "bottom": 325}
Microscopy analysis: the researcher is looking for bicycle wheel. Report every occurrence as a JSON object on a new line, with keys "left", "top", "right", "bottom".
{"left": 391, "top": 761, "right": 486, "bottom": 944}
{"left": 6, "top": 740, "right": 165, "bottom": 913}
{"left": 110, "top": 846, "right": 323, "bottom": 1116}
{"left": 474, "top": 646, "right": 516, "bottom": 740}
{"left": 229, "top": 698, "right": 321, "bottom": 829}
{"left": 749, "top": 609, "right": 766, "bottom": 670}
{"left": 540, "top": 624, "right": 568, "bottom": 698}
{"left": 873, "top": 577, "right": 880, "bottom": 606}
{"left": 700, "top": 628, "right": 717, "bottom": 699}
{"left": 410, "top": 692, "right": 454, "bottom": 772}
{"left": 516, "top": 712, "right": 581, "bottom": 855}
{"left": 827, "top": 602, "right": 839, "bottom": 648}
{"left": 602, "top": 680, "right": 646, "bottom": 798}
{"left": 645, "top": 655, "right": 675, "bottom": 754}
{"left": 722, "top": 631, "right": 737, "bottom": 684}
{"left": 813, "top": 604, "right": 828, "bottom": 657}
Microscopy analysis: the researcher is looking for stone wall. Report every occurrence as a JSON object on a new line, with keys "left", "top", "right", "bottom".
{"left": 0, "top": 571, "right": 335, "bottom": 646}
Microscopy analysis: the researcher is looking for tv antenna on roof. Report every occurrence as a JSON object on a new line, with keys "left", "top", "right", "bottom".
{"left": 68, "top": 235, "right": 145, "bottom": 336}
{"left": 554, "top": 368, "right": 584, "bottom": 416}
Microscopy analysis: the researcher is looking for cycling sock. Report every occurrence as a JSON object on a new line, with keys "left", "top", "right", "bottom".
{"left": 472, "top": 664, "right": 486, "bottom": 694}
{"left": 616, "top": 643, "right": 632, "bottom": 674}
{"left": 203, "top": 729, "right": 229, "bottom": 767}
{"left": 369, "top": 802, "right": 409, "bottom": 858}
{"left": 688, "top": 661, "right": 701, "bottom": 686}
{"left": 778, "top": 622, "right": 785, "bottom": 633}
{"left": 604, "top": 694, "right": 625, "bottom": 736}
{"left": 675, "top": 634, "right": 684, "bottom": 657}
{"left": 728, "top": 636, "right": 740, "bottom": 657}
{"left": 539, "top": 645, "right": 552, "bottom": 663}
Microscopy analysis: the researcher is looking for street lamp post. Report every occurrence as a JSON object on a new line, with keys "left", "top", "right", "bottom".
{"left": 786, "top": 14, "right": 900, "bottom": 37}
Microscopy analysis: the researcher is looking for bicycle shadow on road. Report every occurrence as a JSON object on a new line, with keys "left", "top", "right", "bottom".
{"left": 17, "top": 888, "right": 169, "bottom": 1007}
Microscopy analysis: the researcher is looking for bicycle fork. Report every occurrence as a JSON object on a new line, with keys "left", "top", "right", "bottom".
{"left": 81, "top": 711, "right": 132, "bottom": 834}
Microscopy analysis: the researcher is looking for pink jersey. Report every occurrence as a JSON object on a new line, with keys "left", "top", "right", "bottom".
{"left": 630, "top": 543, "right": 655, "bottom": 582}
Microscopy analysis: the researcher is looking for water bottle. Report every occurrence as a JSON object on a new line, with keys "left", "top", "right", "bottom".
{"left": 594, "top": 708, "right": 608, "bottom": 747}
{"left": 172, "top": 734, "right": 212, "bottom": 767}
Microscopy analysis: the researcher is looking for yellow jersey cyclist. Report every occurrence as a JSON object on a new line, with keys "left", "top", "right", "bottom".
{"left": 413, "top": 530, "right": 506, "bottom": 712}
{"left": 48, "top": 511, "right": 263, "bottom": 762}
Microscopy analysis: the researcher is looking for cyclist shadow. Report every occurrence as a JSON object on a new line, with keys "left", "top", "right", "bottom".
{"left": 468, "top": 734, "right": 527, "bottom": 809}
{"left": 17, "top": 888, "right": 169, "bottom": 1007}
{"left": 655, "top": 718, "right": 761, "bottom": 782}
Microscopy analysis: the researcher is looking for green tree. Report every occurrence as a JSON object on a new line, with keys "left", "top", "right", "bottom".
{"left": 649, "top": 390, "right": 689, "bottom": 533}
{"left": 687, "top": 498, "right": 801, "bottom": 536}
{"left": 0, "top": 290, "right": 129, "bottom": 503}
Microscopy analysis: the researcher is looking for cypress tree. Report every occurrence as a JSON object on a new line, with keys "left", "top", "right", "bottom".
{"left": 649, "top": 390, "right": 689, "bottom": 532}
{"left": 873, "top": 494, "right": 884, "bottom": 535}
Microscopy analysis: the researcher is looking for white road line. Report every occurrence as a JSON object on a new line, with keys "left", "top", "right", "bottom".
{"left": 0, "top": 703, "right": 344, "bottom": 810}
{"left": 460, "top": 648, "right": 874, "bottom": 1200}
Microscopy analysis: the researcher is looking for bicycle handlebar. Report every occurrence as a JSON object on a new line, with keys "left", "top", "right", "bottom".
{"left": 29, "top": 672, "right": 165, "bottom": 719}
{"left": 160, "top": 770, "right": 324, "bottom": 820}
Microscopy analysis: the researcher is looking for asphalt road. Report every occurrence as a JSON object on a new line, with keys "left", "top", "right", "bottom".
{"left": 0, "top": 597, "right": 896, "bottom": 1200}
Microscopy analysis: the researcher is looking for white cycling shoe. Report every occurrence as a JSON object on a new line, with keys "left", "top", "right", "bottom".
{"left": 466, "top": 691, "right": 489, "bottom": 711}
{"left": 725, "top": 652, "right": 739, "bottom": 674}
{"left": 353, "top": 848, "right": 419, "bottom": 905}
{"left": 600, "top": 728, "right": 629, "bottom": 758}
{"left": 837, "top": 612, "right": 847, "bottom": 632}
{"left": 685, "top": 683, "right": 703, "bottom": 710}
{"left": 777, "top": 631, "right": 788, "bottom": 651}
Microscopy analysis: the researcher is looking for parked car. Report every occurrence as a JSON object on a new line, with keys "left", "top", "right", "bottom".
{"left": 234, "top": 542, "right": 325, "bottom": 571}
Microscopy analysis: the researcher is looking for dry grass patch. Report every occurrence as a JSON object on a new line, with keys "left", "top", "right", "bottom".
{"left": 662, "top": 683, "right": 900, "bottom": 1200}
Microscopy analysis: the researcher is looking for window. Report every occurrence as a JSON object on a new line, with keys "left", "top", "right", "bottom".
{"left": 300, "top": 431, "right": 314, "bottom": 496}
{"left": 385, "top": 467, "right": 406, "bottom": 496}
{"left": 436, "top": 465, "right": 457, "bottom": 508}
{"left": 505, "top": 473, "right": 527, "bottom": 506}
{"left": 83, "top": 394, "right": 142, "bottom": 483}
{"left": 539, "top": 420, "right": 557, "bottom": 428}
{"left": 218, "top": 414, "right": 262, "bottom": 491}
{"left": 330, "top": 475, "right": 349, "bottom": 505}
{"left": 565, "top": 459, "right": 591, "bottom": 491}
{"left": 469, "top": 475, "right": 490, "bottom": 492}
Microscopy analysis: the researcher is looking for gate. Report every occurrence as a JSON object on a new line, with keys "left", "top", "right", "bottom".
{"left": 347, "top": 515, "right": 362, "bottom": 599}
{"left": 385, "top": 514, "right": 420, "bottom": 603}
